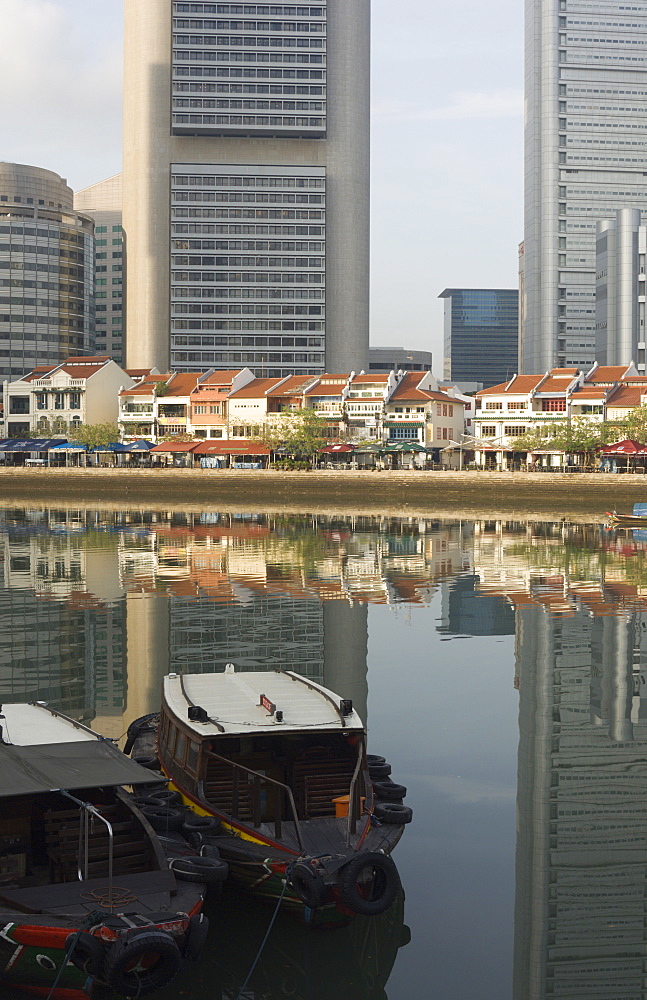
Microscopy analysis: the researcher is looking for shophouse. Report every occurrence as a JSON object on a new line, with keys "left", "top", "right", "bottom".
{"left": 4, "top": 356, "right": 134, "bottom": 439}
{"left": 188, "top": 369, "right": 255, "bottom": 440}
{"left": 384, "top": 372, "right": 465, "bottom": 458}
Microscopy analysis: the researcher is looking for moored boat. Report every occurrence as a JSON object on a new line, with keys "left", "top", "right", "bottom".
{"left": 132, "top": 666, "right": 412, "bottom": 924}
{"left": 0, "top": 702, "right": 213, "bottom": 999}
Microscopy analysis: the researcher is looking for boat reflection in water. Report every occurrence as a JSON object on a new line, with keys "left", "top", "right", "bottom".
{"left": 154, "top": 887, "right": 410, "bottom": 1000}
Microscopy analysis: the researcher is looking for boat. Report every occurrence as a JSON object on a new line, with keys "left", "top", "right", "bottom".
{"left": 607, "top": 502, "right": 647, "bottom": 524}
{"left": 131, "top": 666, "right": 412, "bottom": 924}
{"left": 0, "top": 702, "right": 217, "bottom": 999}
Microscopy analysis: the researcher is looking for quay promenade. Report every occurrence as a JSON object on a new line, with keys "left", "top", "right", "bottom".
{"left": 0, "top": 467, "right": 643, "bottom": 518}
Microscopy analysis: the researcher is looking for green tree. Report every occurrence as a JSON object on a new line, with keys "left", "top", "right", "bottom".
{"left": 33, "top": 416, "right": 70, "bottom": 437}
{"left": 512, "top": 417, "right": 614, "bottom": 467}
{"left": 624, "top": 403, "right": 647, "bottom": 443}
{"left": 68, "top": 422, "right": 120, "bottom": 451}
{"left": 260, "top": 408, "right": 330, "bottom": 461}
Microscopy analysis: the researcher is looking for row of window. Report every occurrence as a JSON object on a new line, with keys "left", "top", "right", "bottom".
{"left": 174, "top": 5, "right": 325, "bottom": 15}
{"left": 170, "top": 268, "right": 322, "bottom": 282}
{"left": 171, "top": 234, "right": 323, "bottom": 250}
{"left": 173, "top": 66, "right": 323, "bottom": 78}
{"left": 174, "top": 34, "right": 324, "bottom": 45}
{"left": 169, "top": 221, "right": 324, "bottom": 236}
{"left": 174, "top": 82, "right": 323, "bottom": 93}
{"left": 172, "top": 352, "right": 324, "bottom": 365}
{"left": 174, "top": 48, "right": 324, "bottom": 61}
{"left": 172, "top": 334, "right": 322, "bottom": 345}
{"left": 172, "top": 251, "right": 323, "bottom": 265}
{"left": 172, "top": 319, "right": 323, "bottom": 330}
{"left": 173, "top": 98, "right": 323, "bottom": 109}
{"left": 173, "top": 191, "right": 323, "bottom": 202}
{"left": 174, "top": 20, "right": 324, "bottom": 30}
{"left": 172, "top": 209, "right": 323, "bottom": 221}
{"left": 172, "top": 282, "right": 323, "bottom": 298}
{"left": 173, "top": 303, "right": 322, "bottom": 314}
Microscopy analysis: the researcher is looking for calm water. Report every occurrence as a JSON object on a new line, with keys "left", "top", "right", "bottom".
{"left": 1, "top": 507, "right": 646, "bottom": 999}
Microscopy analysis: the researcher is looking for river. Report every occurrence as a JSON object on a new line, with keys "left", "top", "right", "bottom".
{"left": 0, "top": 506, "right": 644, "bottom": 999}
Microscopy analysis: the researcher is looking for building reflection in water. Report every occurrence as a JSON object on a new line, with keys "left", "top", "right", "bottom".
{"left": 0, "top": 508, "right": 468, "bottom": 738}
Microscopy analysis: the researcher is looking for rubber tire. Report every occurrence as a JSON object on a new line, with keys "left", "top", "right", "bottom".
{"left": 339, "top": 852, "right": 400, "bottom": 917}
{"left": 366, "top": 754, "right": 387, "bottom": 767}
{"left": 372, "top": 781, "right": 407, "bottom": 802}
{"left": 65, "top": 932, "right": 106, "bottom": 977}
{"left": 201, "top": 843, "right": 221, "bottom": 860}
{"left": 140, "top": 806, "right": 186, "bottom": 832}
{"left": 289, "top": 862, "right": 328, "bottom": 909}
{"left": 368, "top": 763, "right": 392, "bottom": 779}
{"left": 183, "top": 913, "right": 209, "bottom": 962}
{"left": 182, "top": 815, "right": 221, "bottom": 843}
{"left": 127, "top": 712, "right": 159, "bottom": 739}
{"left": 102, "top": 930, "right": 182, "bottom": 996}
{"left": 373, "top": 802, "right": 413, "bottom": 825}
{"left": 144, "top": 788, "right": 182, "bottom": 807}
{"left": 133, "top": 754, "right": 159, "bottom": 770}
{"left": 172, "top": 856, "right": 229, "bottom": 884}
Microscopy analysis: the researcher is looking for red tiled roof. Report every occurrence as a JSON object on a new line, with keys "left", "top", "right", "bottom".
{"left": 164, "top": 373, "right": 204, "bottom": 396}
{"left": 549, "top": 367, "right": 579, "bottom": 375}
{"left": 60, "top": 364, "right": 105, "bottom": 379}
{"left": 477, "top": 375, "right": 544, "bottom": 395}
{"left": 535, "top": 374, "right": 578, "bottom": 393}
{"left": 228, "top": 377, "right": 284, "bottom": 399}
{"left": 266, "top": 375, "right": 317, "bottom": 396}
{"left": 351, "top": 374, "right": 389, "bottom": 383}
{"left": 607, "top": 386, "right": 645, "bottom": 406}
{"left": 569, "top": 386, "right": 606, "bottom": 399}
{"left": 125, "top": 368, "right": 156, "bottom": 379}
{"left": 195, "top": 370, "right": 245, "bottom": 386}
{"left": 304, "top": 383, "right": 346, "bottom": 396}
{"left": 119, "top": 375, "right": 170, "bottom": 397}
{"left": 63, "top": 356, "right": 111, "bottom": 365}
{"left": 587, "top": 365, "right": 630, "bottom": 383}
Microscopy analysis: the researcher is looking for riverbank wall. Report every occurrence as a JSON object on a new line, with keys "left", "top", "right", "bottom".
{"left": 0, "top": 467, "right": 642, "bottom": 519}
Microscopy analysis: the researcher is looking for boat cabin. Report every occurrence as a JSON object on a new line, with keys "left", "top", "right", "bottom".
{"left": 158, "top": 669, "right": 369, "bottom": 833}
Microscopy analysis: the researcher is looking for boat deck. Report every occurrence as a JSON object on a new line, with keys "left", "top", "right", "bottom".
{"left": 0, "top": 868, "right": 177, "bottom": 917}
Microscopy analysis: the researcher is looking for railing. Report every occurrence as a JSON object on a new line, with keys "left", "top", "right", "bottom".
{"left": 59, "top": 790, "right": 115, "bottom": 903}
{"left": 346, "top": 747, "right": 369, "bottom": 847}
{"left": 205, "top": 750, "right": 304, "bottom": 851}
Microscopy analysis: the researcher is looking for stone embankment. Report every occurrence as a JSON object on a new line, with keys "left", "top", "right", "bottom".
{"left": 0, "top": 467, "right": 642, "bottom": 519}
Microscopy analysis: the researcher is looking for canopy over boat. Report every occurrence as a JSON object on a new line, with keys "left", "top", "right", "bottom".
{"left": 164, "top": 667, "right": 364, "bottom": 738}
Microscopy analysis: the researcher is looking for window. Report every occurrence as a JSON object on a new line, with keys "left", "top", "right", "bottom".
{"left": 508, "top": 402, "right": 525, "bottom": 410}
{"left": 485, "top": 401, "right": 503, "bottom": 410}
{"left": 389, "top": 426, "right": 418, "bottom": 440}
{"left": 175, "top": 732, "right": 187, "bottom": 764}
{"left": 481, "top": 425, "right": 497, "bottom": 436}
{"left": 194, "top": 404, "right": 207, "bottom": 414}
{"left": 436, "top": 428, "right": 442, "bottom": 440}
{"left": 436, "top": 403, "right": 442, "bottom": 416}
{"left": 186, "top": 741, "right": 199, "bottom": 774}
{"left": 209, "top": 428, "right": 223, "bottom": 438}
{"left": 69, "top": 392, "right": 81, "bottom": 410}
{"left": 209, "top": 404, "right": 221, "bottom": 414}
{"left": 504, "top": 425, "right": 527, "bottom": 437}
{"left": 9, "top": 396, "right": 29, "bottom": 415}
{"left": 54, "top": 394, "right": 65, "bottom": 410}
{"left": 36, "top": 392, "right": 48, "bottom": 410}
{"left": 542, "top": 398, "right": 566, "bottom": 411}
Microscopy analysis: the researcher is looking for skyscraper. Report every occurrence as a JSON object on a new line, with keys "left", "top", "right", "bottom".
{"left": 439, "top": 287, "right": 519, "bottom": 387}
{"left": 0, "top": 163, "right": 95, "bottom": 379}
{"left": 74, "top": 174, "right": 125, "bottom": 365}
{"left": 522, "top": 0, "right": 647, "bottom": 374}
{"left": 123, "top": 0, "right": 370, "bottom": 377}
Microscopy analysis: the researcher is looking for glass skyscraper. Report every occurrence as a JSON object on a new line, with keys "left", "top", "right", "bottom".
{"left": 522, "top": 0, "right": 647, "bottom": 373}
{"left": 439, "top": 288, "right": 519, "bottom": 387}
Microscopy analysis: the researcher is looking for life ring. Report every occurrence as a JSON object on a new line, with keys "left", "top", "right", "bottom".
{"left": 182, "top": 814, "right": 221, "bottom": 845}
{"left": 182, "top": 913, "right": 210, "bottom": 962}
{"left": 102, "top": 929, "right": 182, "bottom": 996}
{"left": 171, "top": 856, "right": 229, "bottom": 884}
{"left": 289, "top": 861, "right": 328, "bottom": 909}
{"left": 372, "top": 780, "right": 407, "bottom": 802}
{"left": 368, "top": 762, "right": 392, "bottom": 779}
{"left": 65, "top": 931, "right": 106, "bottom": 977}
{"left": 373, "top": 802, "right": 413, "bottom": 825}
{"left": 139, "top": 805, "right": 186, "bottom": 832}
{"left": 339, "top": 852, "right": 400, "bottom": 916}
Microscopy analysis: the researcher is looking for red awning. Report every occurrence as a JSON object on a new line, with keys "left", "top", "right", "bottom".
{"left": 192, "top": 441, "right": 270, "bottom": 455}
{"left": 151, "top": 441, "right": 199, "bottom": 453}
{"left": 600, "top": 439, "right": 647, "bottom": 455}
{"left": 319, "top": 443, "right": 355, "bottom": 454}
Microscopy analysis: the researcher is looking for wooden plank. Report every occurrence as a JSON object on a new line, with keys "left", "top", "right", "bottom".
{"left": 0, "top": 868, "right": 177, "bottom": 913}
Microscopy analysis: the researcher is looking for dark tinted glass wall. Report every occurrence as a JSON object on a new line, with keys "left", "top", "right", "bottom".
{"left": 441, "top": 288, "right": 518, "bottom": 386}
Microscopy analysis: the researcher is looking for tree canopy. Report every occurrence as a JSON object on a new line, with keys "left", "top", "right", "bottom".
{"left": 259, "top": 408, "right": 330, "bottom": 458}
{"left": 511, "top": 417, "right": 617, "bottom": 466}
{"left": 68, "top": 422, "right": 121, "bottom": 451}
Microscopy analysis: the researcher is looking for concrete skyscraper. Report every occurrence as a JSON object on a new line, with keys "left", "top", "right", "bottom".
{"left": 123, "top": 0, "right": 370, "bottom": 377}
{"left": 522, "top": 0, "right": 647, "bottom": 373}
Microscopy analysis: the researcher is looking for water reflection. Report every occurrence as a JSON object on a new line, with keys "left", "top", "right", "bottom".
{"left": 4, "top": 508, "right": 647, "bottom": 997}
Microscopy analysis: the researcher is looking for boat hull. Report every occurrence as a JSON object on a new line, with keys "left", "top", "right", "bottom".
{"left": 0, "top": 922, "right": 91, "bottom": 997}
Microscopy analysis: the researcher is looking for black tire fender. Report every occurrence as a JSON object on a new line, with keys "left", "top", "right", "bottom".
{"left": 102, "top": 930, "right": 182, "bottom": 996}
{"left": 139, "top": 806, "right": 186, "bottom": 832}
{"left": 366, "top": 754, "right": 387, "bottom": 767}
{"left": 183, "top": 913, "right": 210, "bottom": 962}
{"left": 339, "top": 852, "right": 400, "bottom": 916}
{"left": 372, "top": 780, "right": 407, "bottom": 802}
{"left": 368, "top": 763, "right": 391, "bottom": 779}
{"left": 132, "top": 754, "right": 159, "bottom": 770}
{"left": 373, "top": 802, "right": 413, "bottom": 825}
{"left": 171, "top": 856, "right": 229, "bottom": 884}
{"left": 65, "top": 931, "right": 106, "bottom": 977}
{"left": 288, "top": 861, "right": 328, "bottom": 909}
{"left": 182, "top": 815, "right": 221, "bottom": 844}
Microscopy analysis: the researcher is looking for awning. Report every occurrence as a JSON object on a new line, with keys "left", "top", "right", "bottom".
{"left": 192, "top": 441, "right": 270, "bottom": 455}
{"left": 0, "top": 439, "right": 67, "bottom": 452}
{"left": 383, "top": 421, "right": 424, "bottom": 428}
{"left": 122, "top": 439, "right": 155, "bottom": 452}
{"left": 319, "top": 444, "right": 355, "bottom": 454}
{"left": 151, "top": 441, "right": 199, "bottom": 453}
{"left": 0, "top": 741, "right": 163, "bottom": 799}
{"left": 49, "top": 441, "right": 86, "bottom": 452}
{"left": 600, "top": 439, "right": 647, "bottom": 456}
{"left": 383, "top": 442, "right": 426, "bottom": 452}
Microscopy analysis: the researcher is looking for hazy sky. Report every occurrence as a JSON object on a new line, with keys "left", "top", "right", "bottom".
{"left": 0, "top": 0, "right": 524, "bottom": 366}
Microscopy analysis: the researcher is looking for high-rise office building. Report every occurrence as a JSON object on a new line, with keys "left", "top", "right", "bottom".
{"left": 522, "top": 0, "right": 647, "bottom": 374}
{"left": 123, "top": 0, "right": 370, "bottom": 377}
{"left": 0, "top": 163, "right": 95, "bottom": 379}
{"left": 595, "top": 207, "right": 647, "bottom": 369}
{"left": 439, "top": 288, "right": 519, "bottom": 387}
{"left": 74, "top": 174, "right": 125, "bottom": 365}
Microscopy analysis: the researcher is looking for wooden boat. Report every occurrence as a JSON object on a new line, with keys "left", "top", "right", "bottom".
{"left": 0, "top": 702, "right": 213, "bottom": 999}
{"left": 134, "top": 666, "right": 412, "bottom": 924}
{"left": 607, "top": 503, "right": 647, "bottom": 524}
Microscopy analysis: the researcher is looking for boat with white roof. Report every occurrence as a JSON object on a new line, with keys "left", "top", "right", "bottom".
{"left": 0, "top": 701, "right": 215, "bottom": 999}
{"left": 135, "top": 666, "right": 412, "bottom": 923}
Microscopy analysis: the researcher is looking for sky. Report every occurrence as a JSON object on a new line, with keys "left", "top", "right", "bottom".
{"left": 0, "top": 0, "right": 524, "bottom": 368}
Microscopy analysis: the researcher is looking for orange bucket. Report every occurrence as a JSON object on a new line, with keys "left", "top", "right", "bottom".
{"left": 332, "top": 794, "right": 365, "bottom": 818}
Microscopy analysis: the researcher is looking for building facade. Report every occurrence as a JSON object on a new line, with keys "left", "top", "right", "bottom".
{"left": 522, "top": 0, "right": 647, "bottom": 373}
{"left": 123, "top": 0, "right": 370, "bottom": 378}
{"left": 74, "top": 174, "right": 125, "bottom": 365}
{"left": 596, "top": 208, "right": 647, "bottom": 370}
{"left": 368, "top": 347, "right": 433, "bottom": 373}
{"left": 0, "top": 163, "right": 95, "bottom": 380}
{"left": 439, "top": 288, "right": 518, "bottom": 387}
